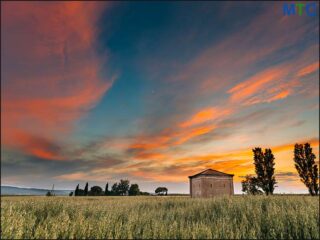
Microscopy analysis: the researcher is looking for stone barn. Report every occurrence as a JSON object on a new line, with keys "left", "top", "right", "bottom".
{"left": 188, "top": 169, "right": 234, "bottom": 197}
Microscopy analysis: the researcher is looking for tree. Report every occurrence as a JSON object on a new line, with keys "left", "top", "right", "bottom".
{"left": 74, "top": 184, "right": 85, "bottom": 196}
{"left": 69, "top": 192, "right": 73, "bottom": 196}
{"left": 110, "top": 180, "right": 133, "bottom": 196}
{"left": 264, "top": 149, "right": 277, "bottom": 195}
{"left": 117, "top": 179, "right": 130, "bottom": 196}
{"left": 155, "top": 187, "right": 168, "bottom": 195}
{"left": 155, "top": 187, "right": 161, "bottom": 195}
{"left": 128, "top": 184, "right": 140, "bottom": 196}
{"left": 46, "top": 191, "right": 53, "bottom": 196}
{"left": 84, "top": 182, "right": 89, "bottom": 196}
{"left": 294, "top": 143, "right": 319, "bottom": 196}
{"left": 241, "top": 175, "right": 263, "bottom": 195}
{"left": 77, "top": 189, "right": 85, "bottom": 196}
{"left": 253, "top": 148, "right": 277, "bottom": 195}
{"left": 90, "top": 186, "right": 103, "bottom": 196}
{"left": 104, "top": 183, "right": 109, "bottom": 196}
{"left": 75, "top": 184, "right": 79, "bottom": 196}
{"left": 111, "top": 183, "right": 119, "bottom": 195}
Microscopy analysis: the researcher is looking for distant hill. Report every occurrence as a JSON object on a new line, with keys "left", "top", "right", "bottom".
{"left": 1, "top": 186, "right": 71, "bottom": 196}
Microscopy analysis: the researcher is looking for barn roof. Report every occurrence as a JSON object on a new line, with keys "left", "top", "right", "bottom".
{"left": 188, "top": 169, "right": 234, "bottom": 178}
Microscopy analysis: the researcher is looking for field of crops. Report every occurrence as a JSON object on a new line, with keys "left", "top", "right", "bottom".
{"left": 1, "top": 195, "right": 319, "bottom": 239}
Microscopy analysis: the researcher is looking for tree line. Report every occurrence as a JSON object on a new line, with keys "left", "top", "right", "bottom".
{"left": 70, "top": 179, "right": 169, "bottom": 196}
{"left": 72, "top": 180, "right": 144, "bottom": 196}
{"left": 242, "top": 142, "right": 319, "bottom": 196}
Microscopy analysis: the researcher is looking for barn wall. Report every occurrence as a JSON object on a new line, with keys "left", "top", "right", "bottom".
{"left": 201, "top": 176, "right": 233, "bottom": 197}
{"left": 190, "top": 177, "right": 202, "bottom": 197}
{"left": 190, "top": 176, "right": 234, "bottom": 197}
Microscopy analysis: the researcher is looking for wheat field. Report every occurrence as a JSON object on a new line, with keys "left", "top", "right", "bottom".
{"left": 1, "top": 195, "right": 319, "bottom": 239}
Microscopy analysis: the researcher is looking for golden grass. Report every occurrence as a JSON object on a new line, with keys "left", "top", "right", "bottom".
{"left": 1, "top": 195, "right": 319, "bottom": 239}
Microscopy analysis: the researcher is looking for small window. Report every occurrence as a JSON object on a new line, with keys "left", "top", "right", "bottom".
{"left": 224, "top": 184, "right": 225, "bottom": 187}
{"left": 210, "top": 184, "right": 212, "bottom": 188}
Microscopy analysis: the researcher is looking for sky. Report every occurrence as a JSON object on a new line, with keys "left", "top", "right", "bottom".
{"left": 1, "top": 1, "right": 319, "bottom": 194}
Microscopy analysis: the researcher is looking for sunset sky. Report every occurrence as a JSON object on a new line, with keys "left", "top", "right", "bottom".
{"left": 1, "top": 2, "right": 319, "bottom": 193}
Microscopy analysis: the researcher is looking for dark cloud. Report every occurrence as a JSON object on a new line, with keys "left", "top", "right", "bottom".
{"left": 275, "top": 172, "right": 298, "bottom": 177}
{"left": 1, "top": 149, "right": 124, "bottom": 183}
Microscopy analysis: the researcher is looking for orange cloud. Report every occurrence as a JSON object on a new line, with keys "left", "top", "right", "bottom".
{"left": 174, "top": 125, "right": 216, "bottom": 145}
{"left": 2, "top": 2, "right": 113, "bottom": 160}
{"left": 205, "top": 160, "right": 252, "bottom": 180}
{"left": 128, "top": 122, "right": 218, "bottom": 161}
{"left": 130, "top": 124, "right": 216, "bottom": 159}
{"left": 129, "top": 135, "right": 172, "bottom": 151}
{"left": 228, "top": 66, "right": 292, "bottom": 105}
{"left": 180, "top": 108, "right": 216, "bottom": 127}
{"left": 179, "top": 107, "right": 233, "bottom": 128}
{"left": 266, "top": 89, "right": 291, "bottom": 102}
{"left": 7, "top": 130, "right": 65, "bottom": 161}
{"left": 271, "top": 138, "right": 319, "bottom": 153}
{"left": 134, "top": 152, "right": 167, "bottom": 160}
{"left": 297, "top": 61, "right": 319, "bottom": 77}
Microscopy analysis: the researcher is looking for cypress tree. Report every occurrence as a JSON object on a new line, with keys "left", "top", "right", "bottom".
{"left": 253, "top": 148, "right": 277, "bottom": 195}
{"left": 84, "top": 182, "right": 89, "bottom": 196}
{"left": 264, "top": 149, "right": 276, "bottom": 195}
{"left": 294, "top": 143, "right": 319, "bottom": 195}
{"left": 75, "top": 184, "right": 79, "bottom": 196}
{"left": 105, "top": 183, "right": 109, "bottom": 196}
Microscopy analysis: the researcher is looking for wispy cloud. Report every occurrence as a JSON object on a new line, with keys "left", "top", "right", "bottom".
{"left": 179, "top": 107, "right": 233, "bottom": 128}
{"left": 7, "top": 131, "right": 65, "bottom": 161}
{"left": 297, "top": 61, "right": 319, "bottom": 77}
{"left": 2, "top": 2, "right": 114, "bottom": 160}
{"left": 227, "top": 65, "right": 298, "bottom": 105}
